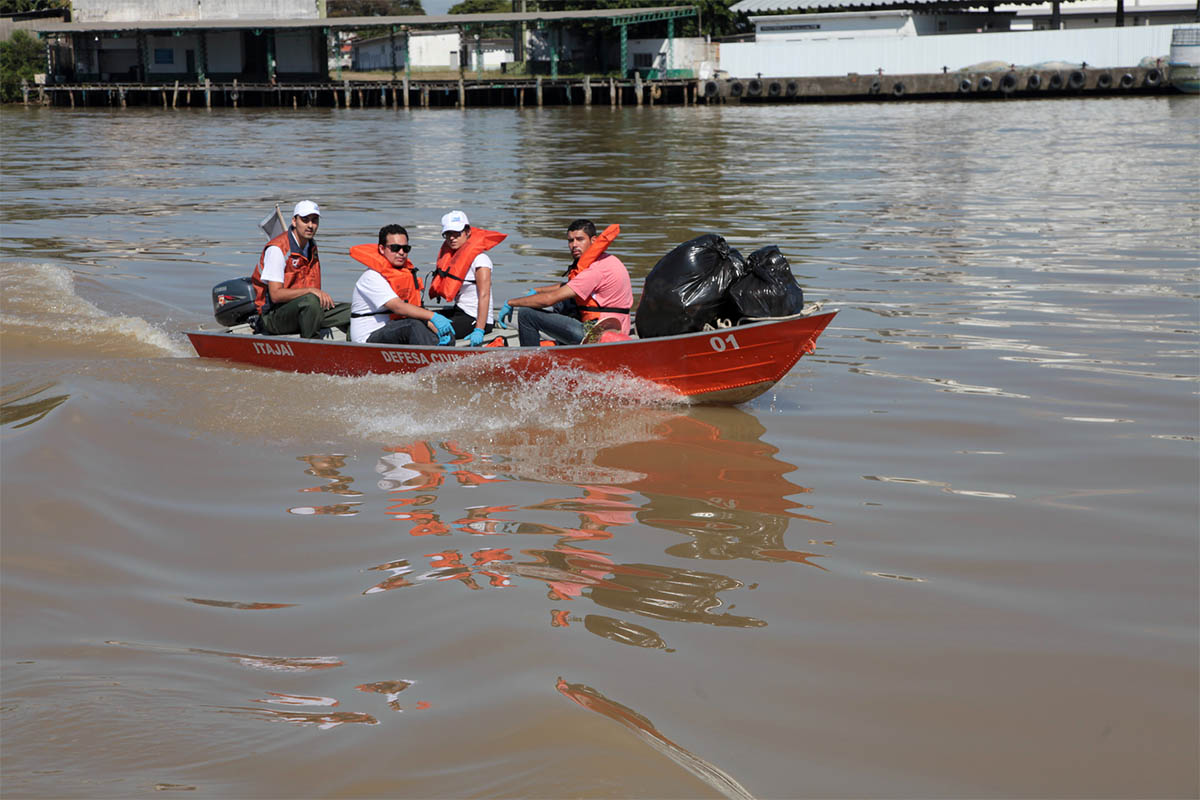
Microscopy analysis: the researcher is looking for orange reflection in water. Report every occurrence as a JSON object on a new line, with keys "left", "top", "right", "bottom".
{"left": 296, "top": 454, "right": 362, "bottom": 496}
{"left": 556, "top": 677, "right": 754, "bottom": 800}
{"left": 357, "top": 407, "right": 830, "bottom": 648}
{"left": 290, "top": 453, "right": 363, "bottom": 515}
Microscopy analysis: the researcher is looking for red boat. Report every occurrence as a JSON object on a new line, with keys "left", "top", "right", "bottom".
{"left": 185, "top": 309, "right": 836, "bottom": 405}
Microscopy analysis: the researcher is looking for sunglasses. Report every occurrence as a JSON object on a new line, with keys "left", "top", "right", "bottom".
{"left": 385, "top": 243, "right": 412, "bottom": 253}
{"left": 443, "top": 230, "right": 465, "bottom": 239}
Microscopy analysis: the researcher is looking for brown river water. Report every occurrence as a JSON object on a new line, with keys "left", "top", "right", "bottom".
{"left": 1, "top": 98, "right": 1197, "bottom": 799}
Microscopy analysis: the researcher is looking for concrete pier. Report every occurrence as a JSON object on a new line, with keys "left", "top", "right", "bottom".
{"left": 27, "top": 66, "right": 1176, "bottom": 109}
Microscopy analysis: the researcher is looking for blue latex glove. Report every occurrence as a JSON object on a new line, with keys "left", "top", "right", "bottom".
{"left": 498, "top": 290, "right": 537, "bottom": 329}
{"left": 429, "top": 313, "right": 454, "bottom": 346}
{"left": 467, "top": 328, "right": 485, "bottom": 347}
{"left": 497, "top": 303, "right": 514, "bottom": 330}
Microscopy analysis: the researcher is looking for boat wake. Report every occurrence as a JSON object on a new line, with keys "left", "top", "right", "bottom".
{"left": 342, "top": 357, "right": 685, "bottom": 440}
{"left": 0, "top": 262, "right": 191, "bottom": 359}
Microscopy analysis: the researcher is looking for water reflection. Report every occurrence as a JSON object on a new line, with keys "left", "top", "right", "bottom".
{"left": 348, "top": 407, "right": 826, "bottom": 650}
{"left": 0, "top": 380, "right": 70, "bottom": 429}
{"left": 185, "top": 598, "right": 296, "bottom": 610}
{"left": 556, "top": 677, "right": 755, "bottom": 800}
{"left": 289, "top": 453, "right": 363, "bottom": 516}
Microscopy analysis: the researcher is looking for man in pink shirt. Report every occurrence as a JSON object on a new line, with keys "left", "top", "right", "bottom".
{"left": 499, "top": 219, "right": 633, "bottom": 346}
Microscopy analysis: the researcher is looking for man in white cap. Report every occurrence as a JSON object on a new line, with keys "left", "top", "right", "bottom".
{"left": 249, "top": 200, "right": 351, "bottom": 339}
{"left": 427, "top": 210, "right": 506, "bottom": 346}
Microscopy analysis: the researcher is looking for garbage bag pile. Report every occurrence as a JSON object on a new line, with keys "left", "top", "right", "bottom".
{"left": 636, "top": 234, "right": 805, "bottom": 339}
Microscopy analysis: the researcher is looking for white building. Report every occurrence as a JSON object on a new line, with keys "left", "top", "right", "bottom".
{"left": 69, "top": 0, "right": 319, "bottom": 23}
{"left": 720, "top": 0, "right": 1189, "bottom": 77}
{"left": 624, "top": 36, "right": 713, "bottom": 76}
{"left": 351, "top": 29, "right": 467, "bottom": 70}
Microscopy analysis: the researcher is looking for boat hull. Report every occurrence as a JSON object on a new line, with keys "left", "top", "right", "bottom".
{"left": 185, "top": 312, "right": 837, "bottom": 404}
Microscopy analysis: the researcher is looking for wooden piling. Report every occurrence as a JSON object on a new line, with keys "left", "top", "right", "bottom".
{"left": 172, "top": 80, "right": 179, "bottom": 108}
{"left": 583, "top": 75, "right": 592, "bottom": 105}
{"left": 343, "top": 80, "right": 350, "bottom": 108}
{"left": 232, "top": 78, "right": 239, "bottom": 108}
{"left": 421, "top": 85, "right": 429, "bottom": 107}
{"left": 610, "top": 77, "right": 616, "bottom": 107}
{"left": 21, "top": 80, "right": 28, "bottom": 105}
{"left": 536, "top": 76, "right": 543, "bottom": 107}
{"left": 458, "top": 78, "right": 465, "bottom": 107}
{"left": 67, "top": 90, "right": 74, "bottom": 108}
{"left": 403, "top": 76, "right": 410, "bottom": 108}
{"left": 293, "top": 94, "right": 298, "bottom": 109}
{"left": 205, "top": 78, "right": 211, "bottom": 108}
{"left": 119, "top": 87, "right": 127, "bottom": 108}
{"left": 634, "top": 73, "right": 643, "bottom": 106}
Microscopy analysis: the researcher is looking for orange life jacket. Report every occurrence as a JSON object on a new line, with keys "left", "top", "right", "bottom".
{"left": 428, "top": 229, "right": 507, "bottom": 302}
{"left": 350, "top": 244, "right": 423, "bottom": 318}
{"left": 250, "top": 230, "right": 321, "bottom": 313}
{"left": 563, "top": 224, "right": 631, "bottom": 323}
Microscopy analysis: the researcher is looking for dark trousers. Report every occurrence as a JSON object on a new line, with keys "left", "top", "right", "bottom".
{"left": 366, "top": 318, "right": 438, "bottom": 346}
{"left": 263, "top": 294, "right": 351, "bottom": 339}
{"left": 444, "top": 307, "right": 493, "bottom": 340}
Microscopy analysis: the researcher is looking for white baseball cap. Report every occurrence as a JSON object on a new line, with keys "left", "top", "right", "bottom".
{"left": 293, "top": 200, "right": 321, "bottom": 218}
{"left": 441, "top": 210, "right": 469, "bottom": 233}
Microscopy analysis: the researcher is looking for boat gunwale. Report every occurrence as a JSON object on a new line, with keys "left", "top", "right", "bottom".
{"left": 183, "top": 310, "right": 839, "bottom": 355}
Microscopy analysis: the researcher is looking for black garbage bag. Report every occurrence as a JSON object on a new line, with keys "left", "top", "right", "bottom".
{"left": 727, "top": 245, "right": 805, "bottom": 319}
{"left": 636, "top": 234, "right": 747, "bottom": 338}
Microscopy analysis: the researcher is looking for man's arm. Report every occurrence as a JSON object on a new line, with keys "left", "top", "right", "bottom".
{"left": 262, "top": 245, "right": 334, "bottom": 309}
{"left": 382, "top": 298, "right": 437, "bottom": 327}
{"left": 508, "top": 283, "right": 578, "bottom": 309}
{"left": 268, "top": 282, "right": 335, "bottom": 309}
{"left": 381, "top": 297, "right": 431, "bottom": 320}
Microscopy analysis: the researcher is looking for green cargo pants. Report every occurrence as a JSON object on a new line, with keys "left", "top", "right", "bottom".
{"left": 262, "top": 294, "right": 351, "bottom": 339}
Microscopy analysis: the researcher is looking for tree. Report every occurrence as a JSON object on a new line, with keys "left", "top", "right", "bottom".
{"left": 448, "top": 0, "right": 511, "bottom": 37}
{"left": 448, "top": 0, "right": 509, "bottom": 13}
{"left": 327, "top": 0, "right": 425, "bottom": 17}
{"left": 0, "top": 29, "right": 43, "bottom": 103}
{"left": 521, "top": 0, "right": 745, "bottom": 43}
{"left": 0, "top": 0, "right": 69, "bottom": 14}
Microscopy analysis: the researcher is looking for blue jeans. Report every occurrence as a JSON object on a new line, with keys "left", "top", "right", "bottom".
{"left": 518, "top": 308, "right": 585, "bottom": 347}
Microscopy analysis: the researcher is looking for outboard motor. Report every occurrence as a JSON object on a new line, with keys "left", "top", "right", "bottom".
{"left": 211, "top": 277, "right": 256, "bottom": 327}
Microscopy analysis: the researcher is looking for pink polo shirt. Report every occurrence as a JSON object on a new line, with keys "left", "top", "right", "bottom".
{"left": 566, "top": 253, "right": 633, "bottom": 335}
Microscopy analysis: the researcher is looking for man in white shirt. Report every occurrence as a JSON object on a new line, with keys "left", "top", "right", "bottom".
{"left": 349, "top": 224, "right": 454, "bottom": 346}
{"left": 250, "top": 200, "right": 351, "bottom": 338}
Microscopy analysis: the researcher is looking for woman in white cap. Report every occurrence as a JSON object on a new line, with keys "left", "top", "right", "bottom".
{"left": 427, "top": 210, "right": 507, "bottom": 346}
{"left": 249, "top": 200, "right": 351, "bottom": 339}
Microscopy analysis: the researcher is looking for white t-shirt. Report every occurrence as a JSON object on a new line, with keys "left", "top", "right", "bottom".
{"left": 259, "top": 245, "right": 287, "bottom": 285}
{"left": 350, "top": 270, "right": 401, "bottom": 343}
{"left": 453, "top": 253, "right": 493, "bottom": 324}
{"left": 259, "top": 237, "right": 312, "bottom": 285}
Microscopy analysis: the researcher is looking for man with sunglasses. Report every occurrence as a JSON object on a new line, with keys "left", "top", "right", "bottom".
{"left": 349, "top": 224, "right": 454, "bottom": 345}
{"left": 250, "top": 200, "right": 351, "bottom": 339}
